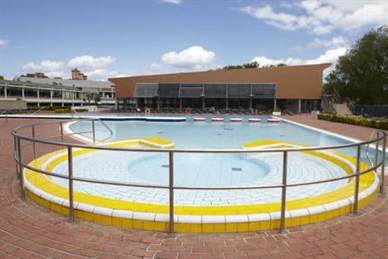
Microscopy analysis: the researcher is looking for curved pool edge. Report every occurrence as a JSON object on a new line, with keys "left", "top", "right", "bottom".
{"left": 22, "top": 140, "right": 380, "bottom": 233}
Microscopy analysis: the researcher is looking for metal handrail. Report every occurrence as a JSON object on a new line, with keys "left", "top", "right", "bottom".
{"left": 366, "top": 130, "right": 382, "bottom": 167}
{"left": 11, "top": 119, "right": 387, "bottom": 234}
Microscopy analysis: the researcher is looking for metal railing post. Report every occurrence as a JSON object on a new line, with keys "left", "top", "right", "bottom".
{"left": 92, "top": 120, "right": 96, "bottom": 144}
{"left": 353, "top": 145, "right": 361, "bottom": 214}
{"left": 380, "top": 133, "right": 386, "bottom": 194}
{"left": 68, "top": 146, "right": 75, "bottom": 221}
{"left": 374, "top": 132, "right": 379, "bottom": 166}
{"left": 32, "top": 125, "right": 36, "bottom": 159}
{"left": 13, "top": 135, "right": 19, "bottom": 181}
{"left": 16, "top": 137, "right": 25, "bottom": 200}
{"left": 279, "top": 151, "right": 288, "bottom": 233}
{"left": 60, "top": 121, "right": 64, "bottom": 143}
{"left": 169, "top": 151, "right": 174, "bottom": 234}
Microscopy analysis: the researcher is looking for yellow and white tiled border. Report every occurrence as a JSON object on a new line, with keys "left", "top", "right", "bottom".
{"left": 23, "top": 139, "right": 379, "bottom": 233}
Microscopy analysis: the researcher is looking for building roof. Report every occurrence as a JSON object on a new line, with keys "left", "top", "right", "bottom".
{"left": 109, "top": 63, "right": 331, "bottom": 99}
{"left": 17, "top": 76, "right": 113, "bottom": 89}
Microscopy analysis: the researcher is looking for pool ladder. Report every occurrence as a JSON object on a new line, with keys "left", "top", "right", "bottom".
{"left": 90, "top": 118, "right": 114, "bottom": 144}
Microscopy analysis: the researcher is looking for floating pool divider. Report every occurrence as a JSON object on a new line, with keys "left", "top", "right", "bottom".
{"left": 248, "top": 118, "right": 261, "bottom": 123}
{"left": 230, "top": 118, "right": 243, "bottom": 122}
{"left": 193, "top": 117, "right": 206, "bottom": 122}
{"left": 267, "top": 117, "right": 281, "bottom": 123}
{"left": 211, "top": 117, "right": 224, "bottom": 122}
{"left": 23, "top": 138, "right": 378, "bottom": 233}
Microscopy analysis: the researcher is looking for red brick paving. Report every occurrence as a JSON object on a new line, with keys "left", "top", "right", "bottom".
{"left": 283, "top": 114, "right": 388, "bottom": 146}
{"left": 0, "top": 117, "right": 387, "bottom": 259}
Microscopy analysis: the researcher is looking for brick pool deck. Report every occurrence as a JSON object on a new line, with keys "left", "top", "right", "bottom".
{"left": 0, "top": 116, "right": 387, "bottom": 259}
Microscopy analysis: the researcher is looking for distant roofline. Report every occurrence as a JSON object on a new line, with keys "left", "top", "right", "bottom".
{"left": 18, "top": 76, "right": 111, "bottom": 84}
{"left": 109, "top": 63, "right": 332, "bottom": 81}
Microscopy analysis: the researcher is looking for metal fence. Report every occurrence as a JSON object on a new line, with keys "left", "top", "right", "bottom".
{"left": 351, "top": 105, "right": 388, "bottom": 118}
{"left": 11, "top": 119, "right": 387, "bottom": 233}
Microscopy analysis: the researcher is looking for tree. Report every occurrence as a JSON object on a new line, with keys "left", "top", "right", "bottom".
{"left": 223, "top": 61, "right": 260, "bottom": 70}
{"left": 0, "top": 75, "right": 4, "bottom": 81}
{"left": 325, "top": 26, "right": 388, "bottom": 105}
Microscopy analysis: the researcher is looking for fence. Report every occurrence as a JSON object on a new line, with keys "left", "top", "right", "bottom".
{"left": 11, "top": 119, "right": 387, "bottom": 233}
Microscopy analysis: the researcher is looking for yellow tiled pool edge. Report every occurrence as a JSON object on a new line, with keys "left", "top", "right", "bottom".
{"left": 22, "top": 139, "right": 379, "bottom": 233}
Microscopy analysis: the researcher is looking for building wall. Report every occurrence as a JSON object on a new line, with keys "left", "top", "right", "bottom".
{"left": 110, "top": 63, "right": 330, "bottom": 100}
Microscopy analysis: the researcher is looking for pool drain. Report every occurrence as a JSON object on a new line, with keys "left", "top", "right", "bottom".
{"left": 161, "top": 164, "right": 169, "bottom": 168}
{"left": 231, "top": 167, "right": 242, "bottom": 171}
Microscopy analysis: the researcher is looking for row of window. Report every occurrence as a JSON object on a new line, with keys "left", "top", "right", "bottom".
{"left": 134, "top": 83, "right": 276, "bottom": 98}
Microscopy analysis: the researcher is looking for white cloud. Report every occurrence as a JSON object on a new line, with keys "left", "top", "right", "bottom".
{"left": 292, "top": 35, "right": 348, "bottom": 53}
{"left": 241, "top": 0, "right": 388, "bottom": 35}
{"left": 0, "top": 39, "right": 7, "bottom": 48}
{"left": 22, "top": 55, "right": 120, "bottom": 80}
{"left": 161, "top": 46, "right": 216, "bottom": 70}
{"left": 85, "top": 69, "right": 119, "bottom": 80}
{"left": 251, "top": 47, "right": 347, "bottom": 68}
{"left": 22, "top": 60, "right": 66, "bottom": 78}
{"left": 161, "top": 0, "right": 183, "bottom": 5}
{"left": 241, "top": 5, "right": 313, "bottom": 31}
{"left": 67, "top": 55, "right": 116, "bottom": 69}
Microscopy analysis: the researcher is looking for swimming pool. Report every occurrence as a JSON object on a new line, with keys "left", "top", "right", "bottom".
{"left": 60, "top": 116, "right": 355, "bottom": 205}
{"left": 19, "top": 116, "right": 381, "bottom": 232}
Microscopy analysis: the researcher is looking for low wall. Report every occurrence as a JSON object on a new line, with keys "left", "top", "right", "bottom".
{"left": 0, "top": 100, "right": 27, "bottom": 110}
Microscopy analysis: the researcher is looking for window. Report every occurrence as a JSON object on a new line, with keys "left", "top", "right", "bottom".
{"left": 158, "top": 83, "right": 180, "bottom": 97}
{"left": 204, "top": 84, "right": 227, "bottom": 98}
{"left": 179, "top": 84, "right": 203, "bottom": 98}
{"left": 251, "top": 84, "right": 276, "bottom": 98}
{"left": 134, "top": 83, "right": 159, "bottom": 97}
{"left": 227, "top": 84, "right": 251, "bottom": 98}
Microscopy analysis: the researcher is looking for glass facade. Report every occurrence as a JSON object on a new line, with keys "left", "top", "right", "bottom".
{"left": 134, "top": 83, "right": 158, "bottom": 97}
{"left": 158, "top": 83, "right": 180, "bottom": 97}
{"left": 179, "top": 84, "right": 203, "bottom": 98}
{"left": 131, "top": 82, "right": 282, "bottom": 111}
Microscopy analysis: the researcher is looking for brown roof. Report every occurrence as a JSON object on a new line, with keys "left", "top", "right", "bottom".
{"left": 109, "top": 63, "right": 331, "bottom": 99}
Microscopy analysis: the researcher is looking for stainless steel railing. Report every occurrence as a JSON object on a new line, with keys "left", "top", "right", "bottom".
{"left": 11, "top": 119, "right": 387, "bottom": 234}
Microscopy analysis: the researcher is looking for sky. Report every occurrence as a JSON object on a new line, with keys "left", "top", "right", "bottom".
{"left": 0, "top": 0, "right": 387, "bottom": 81}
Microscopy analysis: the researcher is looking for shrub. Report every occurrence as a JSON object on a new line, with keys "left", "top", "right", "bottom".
{"left": 54, "top": 108, "right": 71, "bottom": 113}
{"left": 74, "top": 108, "right": 88, "bottom": 112}
{"left": 317, "top": 113, "right": 388, "bottom": 130}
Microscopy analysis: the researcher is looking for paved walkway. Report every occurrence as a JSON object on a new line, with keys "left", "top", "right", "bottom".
{"left": 0, "top": 118, "right": 387, "bottom": 259}
{"left": 283, "top": 114, "right": 388, "bottom": 146}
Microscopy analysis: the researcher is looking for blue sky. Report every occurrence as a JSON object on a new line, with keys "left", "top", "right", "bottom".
{"left": 0, "top": 0, "right": 387, "bottom": 80}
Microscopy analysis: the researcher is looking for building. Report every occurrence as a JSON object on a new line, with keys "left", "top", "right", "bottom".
{"left": 23, "top": 72, "right": 48, "bottom": 78}
{"left": 71, "top": 68, "right": 87, "bottom": 80}
{"left": 109, "top": 63, "right": 330, "bottom": 113}
{"left": 0, "top": 76, "right": 115, "bottom": 108}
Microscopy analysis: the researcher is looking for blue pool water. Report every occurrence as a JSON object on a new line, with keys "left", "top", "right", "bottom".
{"left": 70, "top": 116, "right": 353, "bottom": 149}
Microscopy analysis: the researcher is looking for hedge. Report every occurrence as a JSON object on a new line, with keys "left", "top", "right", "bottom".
{"left": 74, "top": 108, "right": 88, "bottom": 112}
{"left": 317, "top": 113, "right": 388, "bottom": 130}
{"left": 54, "top": 108, "right": 71, "bottom": 113}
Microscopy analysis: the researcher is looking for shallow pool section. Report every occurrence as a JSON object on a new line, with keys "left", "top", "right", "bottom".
{"left": 50, "top": 150, "right": 348, "bottom": 206}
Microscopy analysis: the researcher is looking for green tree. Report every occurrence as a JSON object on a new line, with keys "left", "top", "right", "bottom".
{"left": 325, "top": 26, "right": 388, "bottom": 105}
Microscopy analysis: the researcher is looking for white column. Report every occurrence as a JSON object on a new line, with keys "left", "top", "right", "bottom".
{"left": 22, "top": 87, "right": 25, "bottom": 99}
{"left": 50, "top": 89, "right": 53, "bottom": 107}
{"left": 37, "top": 88, "right": 40, "bottom": 108}
{"left": 4, "top": 84, "right": 7, "bottom": 99}
{"left": 298, "top": 99, "right": 302, "bottom": 113}
{"left": 273, "top": 98, "right": 277, "bottom": 109}
{"left": 62, "top": 89, "right": 65, "bottom": 107}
